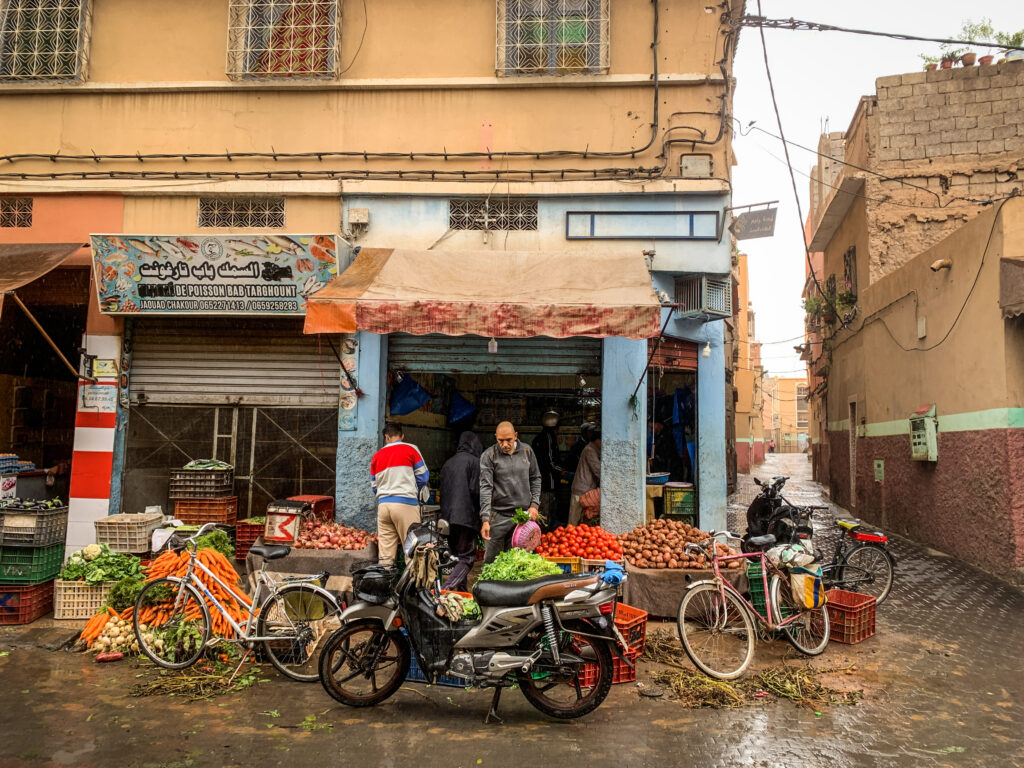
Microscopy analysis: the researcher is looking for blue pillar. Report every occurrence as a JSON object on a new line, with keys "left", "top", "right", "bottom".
{"left": 335, "top": 331, "right": 386, "bottom": 530}
{"left": 697, "top": 322, "right": 727, "bottom": 531}
{"left": 600, "top": 337, "right": 647, "bottom": 535}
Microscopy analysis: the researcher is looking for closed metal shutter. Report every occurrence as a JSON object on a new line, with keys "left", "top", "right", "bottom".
{"left": 129, "top": 318, "right": 340, "bottom": 406}
{"left": 649, "top": 335, "right": 698, "bottom": 371}
{"left": 388, "top": 334, "right": 601, "bottom": 375}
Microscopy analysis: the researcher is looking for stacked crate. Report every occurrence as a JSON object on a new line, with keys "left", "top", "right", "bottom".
{"left": 169, "top": 465, "right": 237, "bottom": 524}
{"left": 0, "top": 498, "right": 67, "bottom": 625}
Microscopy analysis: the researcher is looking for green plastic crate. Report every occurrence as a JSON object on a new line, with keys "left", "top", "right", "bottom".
{"left": 0, "top": 543, "right": 65, "bottom": 584}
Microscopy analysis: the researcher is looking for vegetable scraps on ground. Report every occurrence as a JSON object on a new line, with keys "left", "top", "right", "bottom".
{"left": 475, "top": 548, "right": 562, "bottom": 585}
{"left": 293, "top": 519, "right": 375, "bottom": 550}
{"left": 536, "top": 524, "right": 623, "bottom": 561}
{"left": 59, "top": 544, "right": 143, "bottom": 585}
{"left": 618, "top": 519, "right": 741, "bottom": 570}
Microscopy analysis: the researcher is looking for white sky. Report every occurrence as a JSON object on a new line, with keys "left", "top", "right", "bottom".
{"left": 731, "top": 1, "right": 1022, "bottom": 375}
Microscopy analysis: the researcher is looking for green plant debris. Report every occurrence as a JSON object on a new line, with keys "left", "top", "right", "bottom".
{"left": 299, "top": 714, "right": 332, "bottom": 732}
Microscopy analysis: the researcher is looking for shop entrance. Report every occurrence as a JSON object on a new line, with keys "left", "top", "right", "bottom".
{"left": 647, "top": 336, "right": 699, "bottom": 521}
{"left": 386, "top": 334, "right": 601, "bottom": 528}
{"left": 120, "top": 317, "right": 340, "bottom": 516}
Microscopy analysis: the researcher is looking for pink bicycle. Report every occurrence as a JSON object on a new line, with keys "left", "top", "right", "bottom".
{"left": 676, "top": 531, "right": 830, "bottom": 680}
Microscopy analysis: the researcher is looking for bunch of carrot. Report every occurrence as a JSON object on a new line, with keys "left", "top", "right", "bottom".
{"left": 140, "top": 548, "right": 255, "bottom": 638}
{"left": 79, "top": 605, "right": 134, "bottom": 648}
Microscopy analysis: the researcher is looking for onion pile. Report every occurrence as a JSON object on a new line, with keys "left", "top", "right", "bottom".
{"left": 618, "top": 519, "right": 741, "bottom": 569}
{"left": 294, "top": 520, "right": 375, "bottom": 550}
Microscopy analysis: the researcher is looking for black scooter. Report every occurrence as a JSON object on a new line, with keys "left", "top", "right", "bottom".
{"left": 741, "top": 476, "right": 814, "bottom": 552}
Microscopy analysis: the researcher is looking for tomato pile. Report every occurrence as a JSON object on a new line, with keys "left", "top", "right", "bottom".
{"left": 536, "top": 524, "right": 623, "bottom": 561}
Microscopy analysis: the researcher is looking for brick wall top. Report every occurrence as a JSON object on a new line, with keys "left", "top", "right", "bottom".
{"left": 872, "top": 60, "right": 1024, "bottom": 167}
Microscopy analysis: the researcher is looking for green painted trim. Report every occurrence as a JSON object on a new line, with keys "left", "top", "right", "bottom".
{"left": 826, "top": 408, "right": 1024, "bottom": 435}
{"left": 735, "top": 437, "right": 754, "bottom": 445}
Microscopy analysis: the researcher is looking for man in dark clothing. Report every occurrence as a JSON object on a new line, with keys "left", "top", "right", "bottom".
{"left": 439, "top": 431, "right": 483, "bottom": 592}
{"left": 648, "top": 420, "right": 684, "bottom": 481}
{"left": 480, "top": 421, "right": 541, "bottom": 564}
{"left": 531, "top": 410, "right": 563, "bottom": 528}
{"left": 564, "top": 421, "right": 596, "bottom": 478}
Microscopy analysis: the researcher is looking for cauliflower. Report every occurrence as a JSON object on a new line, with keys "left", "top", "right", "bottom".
{"left": 82, "top": 544, "right": 103, "bottom": 562}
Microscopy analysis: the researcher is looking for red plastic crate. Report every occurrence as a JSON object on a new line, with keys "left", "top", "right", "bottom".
{"left": 235, "top": 518, "right": 264, "bottom": 561}
{"left": 287, "top": 495, "right": 334, "bottom": 523}
{"left": 823, "top": 589, "right": 876, "bottom": 644}
{"left": 173, "top": 497, "right": 238, "bottom": 526}
{"left": 614, "top": 603, "right": 649, "bottom": 654}
{"left": 0, "top": 580, "right": 54, "bottom": 625}
{"left": 581, "top": 647, "right": 638, "bottom": 686}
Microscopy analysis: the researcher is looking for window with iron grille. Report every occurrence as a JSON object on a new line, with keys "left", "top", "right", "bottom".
{"left": 198, "top": 197, "right": 285, "bottom": 228}
{"left": 496, "top": 0, "right": 609, "bottom": 76}
{"left": 449, "top": 198, "right": 539, "bottom": 231}
{"left": 226, "top": 0, "right": 339, "bottom": 79}
{"left": 0, "top": 197, "right": 32, "bottom": 227}
{"left": 0, "top": 0, "right": 92, "bottom": 81}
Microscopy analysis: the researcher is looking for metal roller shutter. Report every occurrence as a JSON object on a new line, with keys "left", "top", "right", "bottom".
{"left": 129, "top": 318, "right": 340, "bottom": 406}
{"left": 388, "top": 334, "right": 601, "bottom": 375}
{"left": 649, "top": 335, "right": 698, "bottom": 372}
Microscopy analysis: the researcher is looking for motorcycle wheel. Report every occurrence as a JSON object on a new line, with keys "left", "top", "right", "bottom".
{"left": 516, "top": 621, "right": 614, "bottom": 720}
{"left": 318, "top": 619, "right": 410, "bottom": 707}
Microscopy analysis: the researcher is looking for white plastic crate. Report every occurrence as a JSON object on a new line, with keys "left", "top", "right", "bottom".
{"left": 53, "top": 579, "right": 117, "bottom": 620}
{"left": 94, "top": 513, "right": 163, "bottom": 554}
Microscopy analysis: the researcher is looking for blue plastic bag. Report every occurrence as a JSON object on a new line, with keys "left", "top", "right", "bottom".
{"left": 390, "top": 374, "right": 432, "bottom": 416}
{"left": 447, "top": 389, "right": 478, "bottom": 425}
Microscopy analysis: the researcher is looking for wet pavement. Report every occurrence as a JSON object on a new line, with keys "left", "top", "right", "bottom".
{"left": 0, "top": 453, "right": 1021, "bottom": 768}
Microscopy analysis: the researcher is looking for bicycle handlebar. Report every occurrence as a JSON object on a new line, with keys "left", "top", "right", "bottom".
{"left": 182, "top": 521, "right": 220, "bottom": 550}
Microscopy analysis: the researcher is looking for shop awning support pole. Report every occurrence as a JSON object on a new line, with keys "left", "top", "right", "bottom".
{"left": 5, "top": 291, "right": 96, "bottom": 382}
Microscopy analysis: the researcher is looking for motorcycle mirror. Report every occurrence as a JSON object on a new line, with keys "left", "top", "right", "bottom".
{"left": 754, "top": 478, "right": 763, "bottom": 487}
{"left": 435, "top": 518, "right": 450, "bottom": 536}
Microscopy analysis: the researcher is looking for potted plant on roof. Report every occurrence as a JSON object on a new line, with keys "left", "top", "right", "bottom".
{"left": 920, "top": 55, "right": 939, "bottom": 72}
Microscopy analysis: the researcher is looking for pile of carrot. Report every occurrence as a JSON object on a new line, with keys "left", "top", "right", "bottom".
{"left": 79, "top": 605, "right": 134, "bottom": 648}
{"left": 139, "top": 548, "right": 255, "bottom": 638}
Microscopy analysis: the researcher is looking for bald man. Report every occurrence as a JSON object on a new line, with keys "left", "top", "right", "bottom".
{"left": 479, "top": 421, "right": 542, "bottom": 564}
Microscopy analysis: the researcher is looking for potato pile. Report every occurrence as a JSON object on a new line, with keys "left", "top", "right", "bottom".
{"left": 618, "top": 519, "right": 741, "bottom": 569}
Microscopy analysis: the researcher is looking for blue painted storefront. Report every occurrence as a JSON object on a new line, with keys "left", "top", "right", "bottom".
{"left": 334, "top": 192, "right": 731, "bottom": 535}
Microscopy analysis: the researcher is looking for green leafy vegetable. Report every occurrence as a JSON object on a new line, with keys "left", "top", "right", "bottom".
{"left": 475, "top": 548, "right": 561, "bottom": 585}
{"left": 511, "top": 508, "right": 545, "bottom": 525}
{"left": 59, "top": 544, "right": 143, "bottom": 585}
{"left": 461, "top": 598, "right": 481, "bottom": 621}
{"left": 194, "top": 529, "right": 234, "bottom": 559}
{"left": 106, "top": 577, "right": 146, "bottom": 611}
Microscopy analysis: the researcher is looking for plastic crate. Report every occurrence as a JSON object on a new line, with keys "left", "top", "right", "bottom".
{"left": 614, "top": 603, "right": 649, "bottom": 654}
{"left": 286, "top": 495, "right": 334, "bottom": 523}
{"left": 663, "top": 487, "right": 696, "bottom": 517}
{"left": 746, "top": 562, "right": 769, "bottom": 615}
{"left": 406, "top": 645, "right": 469, "bottom": 688}
{"left": 0, "top": 506, "right": 69, "bottom": 548}
{"left": 94, "top": 512, "right": 164, "bottom": 554}
{"left": 0, "top": 543, "right": 64, "bottom": 584}
{"left": 581, "top": 647, "right": 638, "bottom": 686}
{"left": 0, "top": 580, "right": 54, "bottom": 625}
{"left": 543, "top": 556, "right": 580, "bottom": 574}
{"left": 168, "top": 468, "right": 234, "bottom": 500}
{"left": 235, "top": 518, "right": 264, "bottom": 561}
{"left": 53, "top": 579, "right": 117, "bottom": 620}
{"left": 173, "top": 497, "right": 238, "bottom": 526}
{"left": 822, "top": 589, "right": 876, "bottom": 644}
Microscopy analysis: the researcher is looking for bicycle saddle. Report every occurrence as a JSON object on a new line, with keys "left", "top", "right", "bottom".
{"left": 249, "top": 544, "right": 291, "bottom": 560}
{"left": 745, "top": 534, "right": 776, "bottom": 548}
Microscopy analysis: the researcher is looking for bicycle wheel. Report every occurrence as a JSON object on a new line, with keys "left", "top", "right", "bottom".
{"left": 839, "top": 544, "right": 895, "bottom": 605}
{"left": 257, "top": 584, "right": 343, "bottom": 682}
{"left": 676, "top": 583, "right": 755, "bottom": 680}
{"left": 133, "top": 577, "right": 211, "bottom": 669}
{"left": 318, "top": 619, "right": 410, "bottom": 707}
{"left": 769, "top": 575, "right": 829, "bottom": 655}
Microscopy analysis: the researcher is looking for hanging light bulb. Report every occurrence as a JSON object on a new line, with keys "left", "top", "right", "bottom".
{"left": 702, "top": 341, "right": 711, "bottom": 358}
{"left": 488, "top": 337, "right": 498, "bottom": 354}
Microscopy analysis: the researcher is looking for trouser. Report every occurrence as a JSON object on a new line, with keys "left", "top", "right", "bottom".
{"left": 377, "top": 502, "right": 421, "bottom": 564}
{"left": 483, "top": 512, "right": 516, "bottom": 564}
{"left": 442, "top": 523, "right": 478, "bottom": 592}
{"left": 539, "top": 491, "right": 558, "bottom": 530}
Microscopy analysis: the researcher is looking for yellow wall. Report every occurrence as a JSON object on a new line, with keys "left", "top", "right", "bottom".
{"left": 732, "top": 251, "right": 764, "bottom": 446}
{"left": 121, "top": 196, "right": 341, "bottom": 234}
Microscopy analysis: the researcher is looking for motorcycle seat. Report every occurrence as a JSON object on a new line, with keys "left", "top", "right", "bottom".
{"left": 745, "top": 534, "right": 776, "bottom": 548}
{"left": 248, "top": 545, "right": 291, "bottom": 561}
{"left": 473, "top": 573, "right": 600, "bottom": 607}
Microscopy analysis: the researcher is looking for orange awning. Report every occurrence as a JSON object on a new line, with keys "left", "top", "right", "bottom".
{"left": 304, "top": 248, "right": 662, "bottom": 339}
{"left": 0, "top": 243, "right": 85, "bottom": 318}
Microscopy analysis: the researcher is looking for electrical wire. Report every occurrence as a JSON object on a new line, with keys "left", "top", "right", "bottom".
{"left": 335, "top": 0, "right": 368, "bottom": 77}
{"left": 736, "top": 15, "right": 1024, "bottom": 51}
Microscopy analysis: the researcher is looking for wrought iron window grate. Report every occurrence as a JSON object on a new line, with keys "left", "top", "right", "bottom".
{"left": 0, "top": 197, "right": 32, "bottom": 227}
{"left": 0, "top": 0, "right": 91, "bottom": 81}
{"left": 449, "top": 198, "right": 539, "bottom": 231}
{"left": 198, "top": 197, "right": 286, "bottom": 228}
{"left": 496, "top": 0, "right": 609, "bottom": 76}
{"left": 226, "top": 0, "right": 340, "bottom": 79}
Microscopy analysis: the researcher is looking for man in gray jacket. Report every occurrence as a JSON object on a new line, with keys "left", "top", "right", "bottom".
{"left": 479, "top": 421, "right": 541, "bottom": 564}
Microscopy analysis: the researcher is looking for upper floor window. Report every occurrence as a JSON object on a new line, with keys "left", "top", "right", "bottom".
{"left": 226, "top": 0, "right": 339, "bottom": 80}
{"left": 496, "top": 0, "right": 609, "bottom": 77}
{"left": 0, "top": 0, "right": 91, "bottom": 82}
{"left": 449, "top": 198, "right": 539, "bottom": 231}
{"left": 0, "top": 197, "right": 32, "bottom": 227}
{"left": 198, "top": 196, "right": 285, "bottom": 228}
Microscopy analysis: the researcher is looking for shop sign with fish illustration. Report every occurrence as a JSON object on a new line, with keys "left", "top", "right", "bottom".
{"left": 90, "top": 234, "right": 338, "bottom": 315}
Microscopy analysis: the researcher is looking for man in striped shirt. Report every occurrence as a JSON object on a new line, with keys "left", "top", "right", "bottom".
{"left": 371, "top": 422, "right": 429, "bottom": 564}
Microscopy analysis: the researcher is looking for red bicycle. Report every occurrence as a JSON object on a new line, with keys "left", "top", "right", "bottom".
{"left": 676, "top": 531, "right": 830, "bottom": 680}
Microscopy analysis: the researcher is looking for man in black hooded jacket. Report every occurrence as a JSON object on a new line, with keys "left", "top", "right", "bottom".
{"left": 440, "top": 431, "right": 483, "bottom": 592}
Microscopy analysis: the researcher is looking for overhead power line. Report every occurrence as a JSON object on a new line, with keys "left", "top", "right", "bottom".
{"left": 736, "top": 16, "right": 1024, "bottom": 51}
